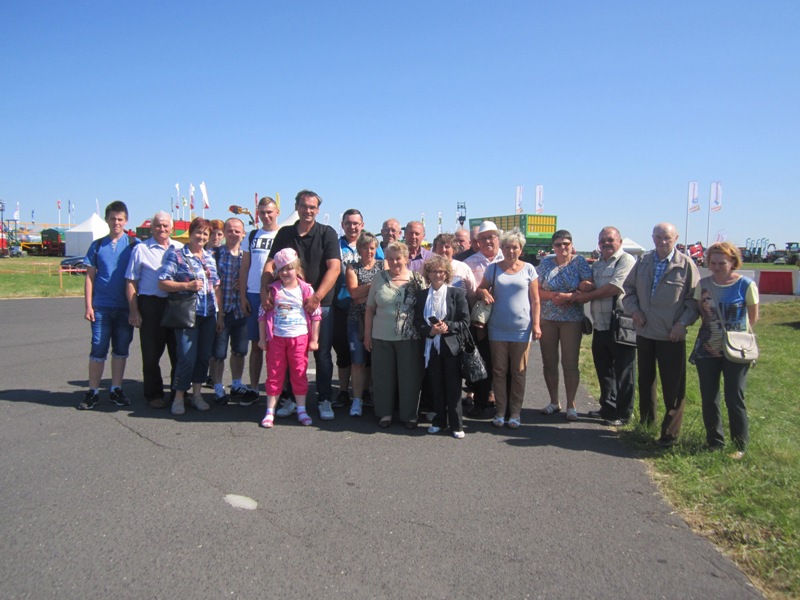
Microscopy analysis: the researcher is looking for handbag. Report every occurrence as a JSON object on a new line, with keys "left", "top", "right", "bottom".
{"left": 709, "top": 281, "right": 758, "bottom": 364}
{"left": 471, "top": 263, "right": 498, "bottom": 329}
{"left": 161, "top": 292, "right": 197, "bottom": 328}
{"left": 160, "top": 249, "right": 199, "bottom": 329}
{"left": 611, "top": 310, "right": 637, "bottom": 346}
{"left": 459, "top": 328, "right": 488, "bottom": 383}
{"left": 611, "top": 296, "right": 637, "bottom": 346}
{"left": 724, "top": 330, "right": 759, "bottom": 363}
{"left": 582, "top": 316, "right": 593, "bottom": 335}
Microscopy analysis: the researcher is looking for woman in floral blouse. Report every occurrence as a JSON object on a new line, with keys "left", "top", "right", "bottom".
{"left": 536, "top": 230, "right": 594, "bottom": 421}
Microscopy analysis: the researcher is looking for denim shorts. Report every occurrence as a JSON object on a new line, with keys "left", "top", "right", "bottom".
{"left": 90, "top": 307, "right": 134, "bottom": 361}
{"left": 246, "top": 292, "right": 262, "bottom": 341}
{"left": 213, "top": 313, "right": 249, "bottom": 360}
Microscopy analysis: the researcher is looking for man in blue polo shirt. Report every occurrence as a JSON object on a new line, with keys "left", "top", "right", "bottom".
{"left": 79, "top": 200, "right": 139, "bottom": 410}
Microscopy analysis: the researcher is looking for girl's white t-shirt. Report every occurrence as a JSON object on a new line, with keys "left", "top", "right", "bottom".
{"left": 272, "top": 285, "right": 307, "bottom": 338}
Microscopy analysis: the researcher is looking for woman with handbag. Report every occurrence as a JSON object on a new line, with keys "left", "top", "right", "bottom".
{"left": 345, "top": 231, "right": 384, "bottom": 417}
{"left": 364, "top": 241, "right": 426, "bottom": 430}
{"left": 690, "top": 242, "right": 759, "bottom": 458}
{"left": 159, "top": 218, "right": 221, "bottom": 416}
{"left": 475, "top": 229, "right": 541, "bottom": 429}
{"left": 413, "top": 255, "right": 470, "bottom": 438}
{"left": 536, "top": 230, "right": 594, "bottom": 421}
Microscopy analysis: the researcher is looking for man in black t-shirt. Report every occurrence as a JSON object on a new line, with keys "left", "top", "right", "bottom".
{"left": 262, "top": 190, "right": 341, "bottom": 421}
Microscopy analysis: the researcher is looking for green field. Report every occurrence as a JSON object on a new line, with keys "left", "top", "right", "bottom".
{"left": 0, "top": 256, "right": 85, "bottom": 298}
{"left": 579, "top": 300, "right": 800, "bottom": 599}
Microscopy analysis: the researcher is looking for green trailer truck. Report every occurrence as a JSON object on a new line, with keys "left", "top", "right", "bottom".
{"left": 468, "top": 213, "right": 557, "bottom": 263}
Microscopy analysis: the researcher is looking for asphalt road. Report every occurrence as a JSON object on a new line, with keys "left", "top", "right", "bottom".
{"left": 0, "top": 297, "right": 762, "bottom": 599}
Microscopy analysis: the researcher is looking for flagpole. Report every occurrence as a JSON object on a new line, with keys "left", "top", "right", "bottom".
{"left": 706, "top": 182, "right": 713, "bottom": 248}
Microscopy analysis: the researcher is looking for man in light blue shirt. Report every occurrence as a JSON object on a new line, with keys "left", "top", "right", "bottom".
{"left": 126, "top": 211, "right": 183, "bottom": 408}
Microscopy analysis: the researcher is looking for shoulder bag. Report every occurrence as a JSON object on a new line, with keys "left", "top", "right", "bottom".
{"left": 459, "top": 327, "right": 488, "bottom": 383}
{"left": 471, "top": 263, "right": 497, "bottom": 329}
{"left": 161, "top": 250, "right": 198, "bottom": 329}
{"left": 611, "top": 295, "right": 637, "bottom": 346}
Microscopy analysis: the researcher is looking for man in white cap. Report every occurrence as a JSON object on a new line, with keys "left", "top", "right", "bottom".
{"left": 463, "top": 220, "right": 504, "bottom": 417}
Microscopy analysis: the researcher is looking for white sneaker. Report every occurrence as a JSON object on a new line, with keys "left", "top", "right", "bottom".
{"left": 349, "top": 397, "right": 363, "bottom": 417}
{"left": 171, "top": 398, "right": 185, "bottom": 416}
{"left": 276, "top": 398, "right": 297, "bottom": 417}
{"left": 318, "top": 400, "right": 334, "bottom": 421}
{"left": 192, "top": 396, "right": 211, "bottom": 411}
{"left": 453, "top": 430, "right": 465, "bottom": 439}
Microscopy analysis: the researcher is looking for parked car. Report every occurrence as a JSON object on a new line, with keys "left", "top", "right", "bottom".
{"left": 60, "top": 256, "right": 88, "bottom": 274}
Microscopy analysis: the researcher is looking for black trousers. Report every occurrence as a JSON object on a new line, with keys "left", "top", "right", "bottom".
{"left": 425, "top": 345, "right": 464, "bottom": 432}
{"left": 591, "top": 329, "right": 636, "bottom": 421}
{"left": 138, "top": 295, "right": 177, "bottom": 400}
{"left": 636, "top": 335, "right": 686, "bottom": 441}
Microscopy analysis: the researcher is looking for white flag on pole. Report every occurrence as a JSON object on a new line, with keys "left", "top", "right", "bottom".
{"left": 200, "top": 182, "right": 210, "bottom": 209}
{"left": 189, "top": 182, "right": 196, "bottom": 210}
{"left": 13, "top": 202, "right": 19, "bottom": 220}
{"left": 535, "top": 185, "right": 544, "bottom": 214}
{"left": 515, "top": 186, "right": 523, "bottom": 214}
{"left": 420, "top": 212, "right": 425, "bottom": 226}
{"left": 710, "top": 181, "right": 723, "bottom": 212}
{"left": 437, "top": 211, "right": 443, "bottom": 234}
{"left": 688, "top": 181, "right": 699, "bottom": 212}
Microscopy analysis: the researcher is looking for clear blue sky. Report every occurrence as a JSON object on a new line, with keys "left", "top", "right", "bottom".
{"left": 2, "top": 1, "right": 798, "bottom": 251}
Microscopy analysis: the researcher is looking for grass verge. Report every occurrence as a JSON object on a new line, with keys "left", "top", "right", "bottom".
{"left": 0, "top": 257, "right": 85, "bottom": 298}
{"left": 579, "top": 300, "right": 800, "bottom": 599}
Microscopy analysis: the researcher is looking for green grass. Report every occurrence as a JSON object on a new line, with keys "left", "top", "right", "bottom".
{"left": 0, "top": 256, "right": 85, "bottom": 298}
{"left": 579, "top": 300, "right": 800, "bottom": 598}
{"left": 741, "top": 262, "right": 798, "bottom": 271}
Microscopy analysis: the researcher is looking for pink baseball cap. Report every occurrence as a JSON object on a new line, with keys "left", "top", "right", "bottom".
{"left": 273, "top": 248, "right": 298, "bottom": 272}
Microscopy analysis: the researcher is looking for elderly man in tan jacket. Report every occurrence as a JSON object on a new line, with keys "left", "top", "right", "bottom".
{"left": 622, "top": 222, "right": 699, "bottom": 447}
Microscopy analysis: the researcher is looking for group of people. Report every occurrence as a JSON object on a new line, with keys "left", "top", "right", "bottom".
{"left": 79, "top": 196, "right": 758, "bottom": 454}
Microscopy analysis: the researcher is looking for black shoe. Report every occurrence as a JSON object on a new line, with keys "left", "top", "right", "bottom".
{"left": 467, "top": 405, "right": 488, "bottom": 418}
{"left": 231, "top": 385, "right": 259, "bottom": 406}
{"left": 332, "top": 390, "right": 350, "bottom": 409}
{"left": 109, "top": 388, "right": 130, "bottom": 407}
{"left": 603, "top": 418, "right": 625, "bottom": 427}
{"left": 588, "top": 410, "right": 604, "bottom": 419}
{"left": 215, "top": 393, "right": 231, "bottom": 406}
{"left": 656, "top": 437, "right": 677, "bottom": 448}
{"left": 203, "top": 376, "right": 214, "bottom": 389}
{"left": 362, "top": 389, "right": 374, "bottom": 407}
{"left": 78, "top": 390, "right": 100, "bottom": 410}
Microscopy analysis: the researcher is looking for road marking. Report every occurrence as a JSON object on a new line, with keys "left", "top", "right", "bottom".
{"left": 224, "top": 494, "right": 258, "bottom": 510}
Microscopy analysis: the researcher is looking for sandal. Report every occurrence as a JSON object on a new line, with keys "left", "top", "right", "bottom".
{"left": 541, "top": 404, "right": 562, "bottom": 415}
{"left": 565, "top": 408, "right": 578, "bottom": 421}
{"left": 378, "top": 416, "right": 392, "bottom": 429}
{"left": 297, "top": 411, "right": 312, "bottom": 426}
{"left": 507, "top": 418, "right": 521, "bottom": 429}
{"left": 491, "top": 416, "right": 505, "bottom": 428}
{"left": 261, "top": 413, "right": 275, "bottom": 428}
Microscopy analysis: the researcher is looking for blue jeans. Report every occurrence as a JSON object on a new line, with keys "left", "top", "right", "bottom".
{"left": 314, "top": 306, "right": 334, "bottom": 402}
{"left": 347, "top": 318, "right": 368, "bottom": 365}
{"left": 173, "top": 314, "right": 217, "bottom": 391}
{"left": 212, "top": 313, "right": 249, "bottom": 360}
{"left": 246, "top": 292, "right": 261, "bottom": 341}
{"left": 90, "top": 307, "right": 134, "bottom": 361}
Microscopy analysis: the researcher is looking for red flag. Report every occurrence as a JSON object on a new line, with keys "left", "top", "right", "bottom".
{"left": 57, "top": 199, "right": 61, "bottom": 210}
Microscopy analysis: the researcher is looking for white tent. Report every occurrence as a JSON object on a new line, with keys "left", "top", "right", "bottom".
{"left": 65, "top": 213, "right": 109, "bottom": 257}
{"left": 621, "top": 237, "right": 646, "bottom": 256}
{"left": 277, "top": 210, "right": 299, "bottom": 228}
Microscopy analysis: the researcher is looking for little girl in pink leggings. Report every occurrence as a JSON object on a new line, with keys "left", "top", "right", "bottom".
{"left": 258, "top": 248, "right": 321, "bottom": 428}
